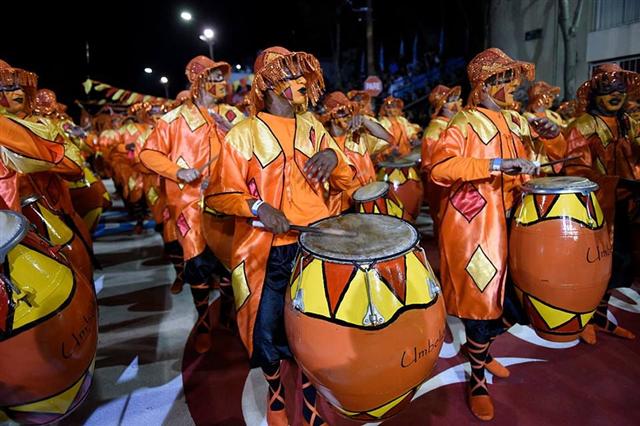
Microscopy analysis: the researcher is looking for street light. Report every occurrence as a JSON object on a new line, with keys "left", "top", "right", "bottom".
{"left": 144, "top": 67, "right": 153, "bottom": 74}
{"left": 235, "top": 64, "right": 242, "bottom": 71}
{"left": 200, "top": 28, "right": 215, "bottom": 59}
{"left": 180, "top": 11, "right": 192, "bottom": 21}
{"left": 160, "top": 76, "right": 169, "bottom": 98}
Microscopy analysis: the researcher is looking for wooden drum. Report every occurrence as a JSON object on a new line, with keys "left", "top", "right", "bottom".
{"left": 285, "top": 214, "right": 446, "bottom": 421}
{"left": 376, "top": 159, "right": 424, "bottom": 222}
{"left": 352, "top": 181, "right": 411, "bottom": 221}
{"left": 0, "top": 211, "right": 97, "bottom": 424}
{"left": 509, "top": 177, "right": 611, "bottom": 342}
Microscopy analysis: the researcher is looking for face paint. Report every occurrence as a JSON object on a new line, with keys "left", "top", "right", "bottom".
{"left": 0, "top": 87, "right": 26, "bottom": 113}
{"left": 595, "top": 92, "right": 627, "bottom": 114}
{"left": 443, "top": 94, "right": 462, "bottom": 114}
{"left": 332, "top": 107, "right": 352, "bottom": 130}
{"left": 275, "top": 75, "right": 308, "bottom": 107}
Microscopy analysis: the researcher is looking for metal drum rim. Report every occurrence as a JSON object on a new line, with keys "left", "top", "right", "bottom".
{"left": 20, "top": 194, "right": 43, "bottom": 208}
{"left": 521, "top": 177, "right": 599, "bottom": 195}
{"left": 0, "top": 211, "right": 30, "bottom": 263}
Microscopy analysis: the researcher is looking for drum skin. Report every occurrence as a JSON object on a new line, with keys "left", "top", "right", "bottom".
{"left": 376, "top": 164, "right": 423, "bottom": 222}
{"left": 355, "top": 186, "right": 412, "bottom": 222}
{"left": 509, "top": 190, "right": 611, "bottom": 342}
{"left": 202, "top": 207, "right": 234, "bottom": 270}
{"left": 21, "top": 199, "right": 93, "bottom": 283}
{"left": 285, "top": 246, "right": 446, "bottom": 421}
{"left": 0, "top": 229, "right": 97, "bottom": 424}
{"left": 67, "top": 167, "right": 111, "bottom": 233}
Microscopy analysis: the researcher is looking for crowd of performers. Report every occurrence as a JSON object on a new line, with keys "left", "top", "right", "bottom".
{"left": 1, "top": 45, "right": 639, "bottom": 425}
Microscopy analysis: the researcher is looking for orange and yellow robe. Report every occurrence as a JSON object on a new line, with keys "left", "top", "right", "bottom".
{"left": 378, "top": 115, "right": 420, "bottom": 158}
{"left": 421, "top": 116, "right": 450, "bottom": 224}
{"left": 564, "top": 112, "right": 640, "bottom": 235}
{"left": 204, "top": 111, "right": 355, "bottom": 357}
{"left": 329, "top": 127, "right": 389, "bottom": 213}
{"left": 141, "top": 102, "right": 224, "bottom": 260}
{"left": 430, "top": 107, "right": 565, "bottom": 320}
{"left": 209, "top": 103, "right": 245, "bottom": 127}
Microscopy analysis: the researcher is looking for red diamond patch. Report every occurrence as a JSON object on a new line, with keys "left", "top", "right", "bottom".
{"left": 225, "top": 110, "right": 237, "bottom": 122}
{"left": 248, "top": 178, "right": 260, "bottom": 199}
{"left": 309, "top": 128, "right": 316, "bottom": 148}
{"left": 176, "top": 213, "right": 191, "bottom": 237}
{"left": 449, "top": 182, "right": 487, "bottom": 222}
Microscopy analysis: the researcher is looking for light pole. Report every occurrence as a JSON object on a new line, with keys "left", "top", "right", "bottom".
{"left": 199, "top": 28, "right": 215, "bottom": 59}
{"left": 160, "top": 76, "right": 169, "bottom": 98}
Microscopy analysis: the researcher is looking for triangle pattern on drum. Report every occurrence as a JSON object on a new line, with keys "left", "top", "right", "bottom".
{"left": 528, "top": 295, "right": 575, "bottom": 330}
{"left": 375, "top": 259, "right": 407, "bottom": 304}
{"left": 534, "top": 194, "right": 556, "bottom": 218}
{"left": 323, "top": 263, "right": 357, "bottom": 316}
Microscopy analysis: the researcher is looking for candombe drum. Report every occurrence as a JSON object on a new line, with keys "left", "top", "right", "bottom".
{"left": 376, "top": 158, "right": 424, "bottom": 222}
{"left": 509, "top": 177, "right": 611, "bottom": 342}
{"left": 353, "top": 181, "right": 412, "bottom": 221}
{"left": 285, "top": 214, "right": 446, "bottom": 421}
{"left": 0, "top": 210, "right": 97, "bottom": 424}
{"left": 202, "top": 205, "right": 235, "bottom": 270}
{"left": 67, "top": 166, "right": 112, "bottom": 233}
{"left": 21, "top": 195, "right": 93, "bottom": 283}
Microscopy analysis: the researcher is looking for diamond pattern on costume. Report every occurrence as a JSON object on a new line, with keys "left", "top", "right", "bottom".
{"left": 248, "top": 178, "right": 260, "bottom": 199}
{"left": 176, "top": 213, "right": 190, "bottom": 237}
{"left": 309, "top": 128, "right": 316, "bottom": 149}
{"left": 225, "top": 110, "right": 237, "bottom": 123}
{"left": 176, "top": 156, "right": 190, "bottom": 190}
{"left": 449, "top": 182, "right": 487, "bottom": 222}
{"left": 162, "top": 207, "right": 171, "bottom": 222}
{"left": 465, "top": 246, "right": 497, "bottom": 292}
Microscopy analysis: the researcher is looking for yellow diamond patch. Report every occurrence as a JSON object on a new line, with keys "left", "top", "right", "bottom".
{"left": 465, "top": 246, "right": 497, "bottom": 292}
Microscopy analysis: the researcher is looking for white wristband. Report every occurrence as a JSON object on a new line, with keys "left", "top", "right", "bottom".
{"left": 251, "top": 200, "right": 265, "bottom": 216}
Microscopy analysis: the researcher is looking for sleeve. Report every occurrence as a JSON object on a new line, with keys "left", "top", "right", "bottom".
{"left": 318, "top": 129, "right": 356, "bottom": 191}
{"left": 430, "top": 125, "right": 492, "bottom": 187}
{"left": 204, "top": 131, "right": 255, "bottom": 218}
{"left": 527, "top": 121, "right": 567, "bottom": 174}
{"left": 362, "top": 132, "right": 390, "bottom": 155}
{"left": 563, "top": 125, "right": 600, "bottom": 182}
{"left": 140, "top": 120, "right": 181, "bottom": 181}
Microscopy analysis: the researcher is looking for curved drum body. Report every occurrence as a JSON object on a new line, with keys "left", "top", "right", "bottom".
{"left": 0, "top": 211, "right": 97, "bottom": 424}
{"left": 285, "top": 214, "right": 446, "bottom": 421}
{"left": 376, "top": 159, "right": 423, "bottom": 222}
{"left": 203, "top": 206, "right": 235, "bottom": 270}
{"left": 353, "top": 182, "right": 411, "bottom": 221}
{"left": 509, "top": 177, "right": 611, "bottom": 342}
{"left": 67, "top": 167, "right": 112, "bottom": 233}
{"left": 21, "top": 195, "right": 93, "bottom": 283}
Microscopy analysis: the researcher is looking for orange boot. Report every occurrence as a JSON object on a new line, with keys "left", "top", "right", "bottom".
{"left": 461, "top": 343, "right": 510, "bottom": 378}
{"left": 466, "top": 338, "right": 494, "bottom": 421}
{"left": 263, "top": 362, "right": 289, "bottom": 426}
{"left": 302, "top": 374, "right": 327, "bottom": 426}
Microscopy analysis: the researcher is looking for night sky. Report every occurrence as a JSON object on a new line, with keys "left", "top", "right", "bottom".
{"left": 2, "top": 0, "right": 485, "bottom": 116}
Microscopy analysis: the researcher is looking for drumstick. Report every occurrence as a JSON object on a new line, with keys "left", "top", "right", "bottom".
{"left": 537, "top": 155, "right": 582, "bottom": 168}
{"left": 197, "top": 155, "right": 219, "bottom": 174}
{"left": 252, "top": 220, "right": 358, "bottom": 237}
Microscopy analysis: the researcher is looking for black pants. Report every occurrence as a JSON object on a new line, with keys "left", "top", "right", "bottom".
{"left": 609, "top": 199, "right": 633, "bottom": 289}
{"left": 250, "top": 244, "right": 298, "bottom": 368}
{"left": 184, "top": 246, "right": 228, "bottom": 285}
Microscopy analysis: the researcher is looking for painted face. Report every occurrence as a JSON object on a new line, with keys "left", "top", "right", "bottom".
{"left": 485, "top": 70, "right": 520, "bottom": 109}
{"left": 273, "top": 69, "right": 308, "bottom": 108}
{"left": 443, "top": 93, "right": 462, "bottom": 114}
{"left": 593, "top": 73, "right": 628, "bottom": 114}
{"left": 384, "top": 100, "right": 402, "bottom": 117}
{"left": 0, "top": 87, "right": 26, "bottom": 113}
{"left": 595, "top": 92, "right": 627, "bottom": 113}
{"left": 332, "top": 106, "right": 352, "bottom": 130}
{"left": 203, "top": 69, "right": 227, "bottom": 100}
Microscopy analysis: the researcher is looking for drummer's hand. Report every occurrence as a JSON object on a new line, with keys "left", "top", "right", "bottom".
{"left": 177, "top": 167, "right": 201, "bottom": 183}
{"left": 528, "top": 116, "right": 560, "bottom": 139}
{"left": 304, "top": 149, "right": 338, "bottom": 183}
{"left": 501, "top": 158, "right": 539, "bottom": 175}
{"left": 256, "top": 202, "right": 290, "bottom": 234}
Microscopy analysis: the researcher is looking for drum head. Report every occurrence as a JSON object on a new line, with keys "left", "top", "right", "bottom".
{"left": 300, "top": 213, "right": 419, "bottom": 263}
{"left": 522, "top": 176, "right": 598, "bottom": 194}
{"left": 378, "top": 159, "right": 417, "bottom": 169}
{"left": 353, "top": 182, "right": 389, "bottom": 202}
{"left": 0, "top": 211, "right": 29, "bottom": 263}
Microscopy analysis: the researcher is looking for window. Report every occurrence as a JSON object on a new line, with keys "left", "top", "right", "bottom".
{"left": 590, "top": 55, "right": 640, "bottom": 73}
{"left": 594, "top": 0, "right": 640, "bottom": 31}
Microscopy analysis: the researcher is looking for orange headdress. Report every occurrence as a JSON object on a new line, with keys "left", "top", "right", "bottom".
{"left": 33, "top": 89, "right": 58, "bottom": 116}
{"left": 185, "top": 55, "right": 231, "bottom": 99}
{"left": 249, "top": 46, "right": 325, "bottom": 115}
{"left": 320, "top": 91, "right": 356, "bottom": 123}
{"left": 176, "top": 90, "right": 192, "bottom": 105}
{"left": 466, "top": 48, "right": 535, "bottom": 106}
{"left": 0, "top": 59, "right": 38, "bottom": 113}
{"left": 575, "top": 63, "right": 640, "bottom": 114}
{"left": 379, "top": 96, "right": 404, "bottom": 117}
{"left": 429, "top": 84, "right": 462, "bottom": 118}
{"left": 527, "top": 81, "right": 561, "bottom": 112}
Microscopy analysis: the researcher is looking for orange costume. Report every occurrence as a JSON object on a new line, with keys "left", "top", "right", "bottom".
{"left": 421, "top": 85, "right": 462, "bottom": 225}
{"left": 564, "top": 63, "right": 640, "bottom": 343}
{"left": 321, "top": 91, "right": 389, "bottom": 212}
{"left": 524, "top": 81, "right": 568, "bottom": 129}
{"left": 205, "top": 46, "right": 354, "bottom": 426}
{"left": 431, "top": 48, "right": 565, "bottom": 421}
{"left": 141, "top": 56, "right": 231, "bottom": 353}
{"left": 378, "top": 96, "right": 420, "bottom": 157}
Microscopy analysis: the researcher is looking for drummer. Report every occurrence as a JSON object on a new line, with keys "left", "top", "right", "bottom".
{"left": 430, "top": 48, "right": 563, "bottom": 421}
{"left": 377, "top": 96, "right": 421, "bottom": 159}
{"left": 421, "top": 84, "right": 462, "bottom": 227}
{"left": 205, "top": 46, "right": 355, "bottom": 426}
{"left": 564, "top": 63, "right": 640, "bottom": 343}
{"left": 321, "top": 91, "right": 391, "bottom": 213}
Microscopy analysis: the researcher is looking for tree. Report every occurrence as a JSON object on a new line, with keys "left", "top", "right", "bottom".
{"left": 558, "top": 0, "right": 585, "bottom": 100}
